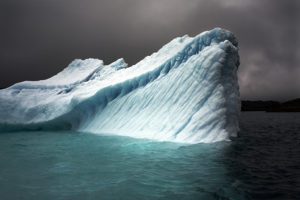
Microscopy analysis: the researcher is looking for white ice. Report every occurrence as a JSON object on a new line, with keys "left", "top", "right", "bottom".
{"left": 0, "top": 28, "right": 240, "bottom": 143}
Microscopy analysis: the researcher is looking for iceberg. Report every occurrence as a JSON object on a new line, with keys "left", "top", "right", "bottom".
{"left": 0, "top": 28, "right": 240, "bottom": 143}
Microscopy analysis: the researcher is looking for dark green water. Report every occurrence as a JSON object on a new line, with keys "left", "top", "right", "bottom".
{"left": 0, "top": 112, "right": 299, "bottom": 200}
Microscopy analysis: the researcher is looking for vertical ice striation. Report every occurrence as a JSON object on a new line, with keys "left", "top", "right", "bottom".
{"left": 0, "top": 28, "right": 240, "bottom": 143}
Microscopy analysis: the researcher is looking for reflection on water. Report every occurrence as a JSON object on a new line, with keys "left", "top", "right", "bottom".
{"left": 0, "top": 112, "right": 299, "bottom": 200}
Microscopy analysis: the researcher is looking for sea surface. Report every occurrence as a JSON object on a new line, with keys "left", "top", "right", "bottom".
{"left": 0, "top": 112, "right": 299, "bottom": 200}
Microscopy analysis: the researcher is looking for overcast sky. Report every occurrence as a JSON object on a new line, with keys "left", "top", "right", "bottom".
{"left": 0, "top": 0, "right": 299, "bottom": 100}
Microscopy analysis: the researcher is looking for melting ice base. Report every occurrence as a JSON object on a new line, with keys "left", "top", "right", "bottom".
{"left": 0, "top": 28, "right": 240, "bottom": 143}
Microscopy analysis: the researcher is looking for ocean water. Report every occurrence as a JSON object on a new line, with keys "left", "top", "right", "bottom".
{"left": 0, "top": 112, "right": 299, "bottom": 200}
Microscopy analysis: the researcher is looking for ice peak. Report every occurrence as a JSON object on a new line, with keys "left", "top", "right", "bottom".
{"left": 109, "top": 58, "right": 128, "bottom": 70}
{"left": 68, "top": 58, "right": 104, "bottom": 69}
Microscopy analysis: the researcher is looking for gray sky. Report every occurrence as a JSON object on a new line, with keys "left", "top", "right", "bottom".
{"left": 0, "top": 0, "right": 299, "bottom": 100}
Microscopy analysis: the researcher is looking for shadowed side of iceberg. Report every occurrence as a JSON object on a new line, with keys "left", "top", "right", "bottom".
{"left": 0, "top": 28, "right": 240, "bottom": 143}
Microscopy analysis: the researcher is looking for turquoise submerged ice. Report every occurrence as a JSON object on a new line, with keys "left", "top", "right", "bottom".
{"left": 0, "top": 28, "right": 240, "bottom": 143}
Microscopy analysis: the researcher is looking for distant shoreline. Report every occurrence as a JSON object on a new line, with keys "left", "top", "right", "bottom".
{"left": 241, "top": 98, "right": 300, "bottom": 112}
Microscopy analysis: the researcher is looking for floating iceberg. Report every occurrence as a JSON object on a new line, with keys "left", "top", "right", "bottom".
{"left": 0, "top": 28, "right": 240, "bottom": 143}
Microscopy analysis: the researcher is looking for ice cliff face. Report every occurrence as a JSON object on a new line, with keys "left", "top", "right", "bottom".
{"left": 0, "top": 28, "right": 240, "bottom": 143}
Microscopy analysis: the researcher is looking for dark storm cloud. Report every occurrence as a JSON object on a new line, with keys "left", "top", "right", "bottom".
{"left": 0, "top": 0, "right": 299, "bottom": 100}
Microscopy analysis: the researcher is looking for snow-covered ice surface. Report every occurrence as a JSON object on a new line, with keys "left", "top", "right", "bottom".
{"left": 0, "top": 28, "right": 240, "bottom": 143}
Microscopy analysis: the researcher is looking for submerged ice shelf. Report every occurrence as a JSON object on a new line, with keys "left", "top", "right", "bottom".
{"left": 0, "top": 28, "right": 240, "bottom": 143}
